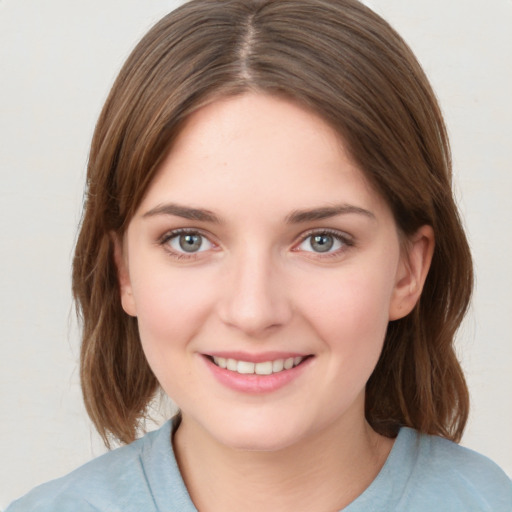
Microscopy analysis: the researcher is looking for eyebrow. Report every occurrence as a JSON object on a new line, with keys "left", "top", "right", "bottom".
{"left": 285, "top": 204, "right": 375, "bottom": 224}
{"left": 142, "top": 202, "right": 375, "bottom": 224}
{"left": 142, "top": 203, "right": 221, "bottom": 223}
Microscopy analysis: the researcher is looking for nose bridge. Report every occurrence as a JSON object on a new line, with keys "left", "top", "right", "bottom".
{"left": 218, "top": 242, "right": 291, "bottom": 336}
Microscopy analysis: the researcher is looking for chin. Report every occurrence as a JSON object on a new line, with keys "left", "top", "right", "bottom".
{"left": 207, "top": 417, "right": 312, "bottom": 453}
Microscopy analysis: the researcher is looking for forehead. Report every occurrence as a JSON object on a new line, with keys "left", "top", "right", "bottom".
{"left": 137, "top": 93, "right": 387, "bottom": 217}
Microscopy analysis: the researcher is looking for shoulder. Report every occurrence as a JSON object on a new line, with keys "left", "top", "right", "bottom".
{"left": 399, "top": 428, "right": 512, "bottom": 511}
{"left": 5, "top": 422, "right": 173, "bottom": 512}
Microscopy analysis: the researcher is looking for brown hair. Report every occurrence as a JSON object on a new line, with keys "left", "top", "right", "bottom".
{"left": 73, "top": 0, "right": 472, "bottom": 447}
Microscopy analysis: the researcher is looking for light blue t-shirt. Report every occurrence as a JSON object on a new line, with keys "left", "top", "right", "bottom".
{"left": 6, "top": 418, "right": 512, "bottom": 511}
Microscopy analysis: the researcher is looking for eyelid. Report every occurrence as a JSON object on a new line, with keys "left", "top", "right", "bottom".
{"left": 158, "top": 227, "right": 209, "bottom": 244}
{"left": 158, "top": 228, "right": 218, "bottom": 259}
{"left": 157, "top": 227, "right": 353, "bottom": 260}
{"left": 292, "top": 228, "right": 354, "bottom": 255}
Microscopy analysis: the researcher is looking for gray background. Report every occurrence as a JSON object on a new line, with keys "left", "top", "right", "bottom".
{"left": 1, "top": 0, "right": 511, "bottom": 506}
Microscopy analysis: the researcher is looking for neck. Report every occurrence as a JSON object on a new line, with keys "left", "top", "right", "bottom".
{"left": 173, "top": 409, "right": 394, "bottom": 512}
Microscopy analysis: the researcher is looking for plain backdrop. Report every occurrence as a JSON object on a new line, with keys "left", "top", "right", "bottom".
{"left": 1, "top": 0, "right": 511, "bottom": 507}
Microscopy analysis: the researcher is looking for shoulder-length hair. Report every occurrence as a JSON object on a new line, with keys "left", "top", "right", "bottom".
{"left": 73, "top": 0, "right": 472, "bottom": 447}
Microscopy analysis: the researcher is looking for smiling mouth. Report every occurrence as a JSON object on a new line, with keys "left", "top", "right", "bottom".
{"left": 209, "top": 356, "right": 309, "bottom": 375}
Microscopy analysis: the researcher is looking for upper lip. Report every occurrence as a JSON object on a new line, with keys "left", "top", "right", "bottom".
{"left": 203, "top": 351, "right": 311, "bottom": 363}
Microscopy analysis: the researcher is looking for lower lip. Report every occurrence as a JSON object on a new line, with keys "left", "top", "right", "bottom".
{"left": 203, "top": 356, "right": 312, "bottom": 394}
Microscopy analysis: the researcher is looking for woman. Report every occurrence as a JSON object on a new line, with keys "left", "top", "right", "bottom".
{"left": 7, "top": 0, "right": 511, "bottom": 510}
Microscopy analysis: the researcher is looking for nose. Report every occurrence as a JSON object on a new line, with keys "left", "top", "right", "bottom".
{"left": 217, "top": 247, "right": 293, "bottom": 337}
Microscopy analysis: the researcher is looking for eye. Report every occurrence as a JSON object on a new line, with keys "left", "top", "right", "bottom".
{"left": 296, "top": 231, "right": 350, "bottom": 254}
{"left": 165, "top": 231, "right": 213, "bottom": 254}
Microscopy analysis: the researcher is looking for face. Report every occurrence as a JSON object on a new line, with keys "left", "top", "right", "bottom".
{"left": 117, "top": 93, "right": 428, "bottom": 452}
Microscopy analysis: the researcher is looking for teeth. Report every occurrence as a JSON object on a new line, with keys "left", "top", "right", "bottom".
{"left": 255, "top": 361, "right": 273, "bottom": 375}
{"left": 283, "top": 358, "right": 294, "bottom": 370}
{"left": 237, "top": 361, "right": 255, "bottom": 374}
{"left": 272, "top": 359, "right": 284, "bottom": 372}
{"left": 212, "top": 356, "right": 305, "bottom": 375}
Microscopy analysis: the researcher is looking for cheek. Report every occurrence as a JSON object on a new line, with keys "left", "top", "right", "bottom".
{"left": 295, "top": 260, "right": 396, "bottom": 359}
{"left": 130, "top": 265, "right": 213, "bottom": 355}
{"left": 130, "top": 267, "right": 217, "bottom": 398}
{"left": 307, "top": 268, "right": 392, "bottom": 325}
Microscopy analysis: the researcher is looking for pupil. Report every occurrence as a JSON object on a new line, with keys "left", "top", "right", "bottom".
{"left": 179, "top": 234, "right": 202, "bottom": 252}
{"left": 311, "top": 234, "right": 333, "bottom": 252}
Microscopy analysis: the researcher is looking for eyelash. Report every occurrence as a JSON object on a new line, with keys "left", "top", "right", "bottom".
{"left": 158, "top": 228, "right": 354, "bottom": 260}
{"left": 294, "top": 229, "right": 354, "bottom": 259}
{"left": 158, "top": 228, "right": 215, "bottom": 261}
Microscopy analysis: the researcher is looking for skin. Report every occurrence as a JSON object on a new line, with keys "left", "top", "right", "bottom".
{"left": 115, "top": 93, "right": 434, "bottom": 511}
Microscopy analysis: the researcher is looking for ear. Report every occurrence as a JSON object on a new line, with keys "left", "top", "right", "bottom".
{"left": 111, "top": 233, "right": 137, "bottom": 317}
{"left": 389, "top": 225, "right": 435, "bottom": 321}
